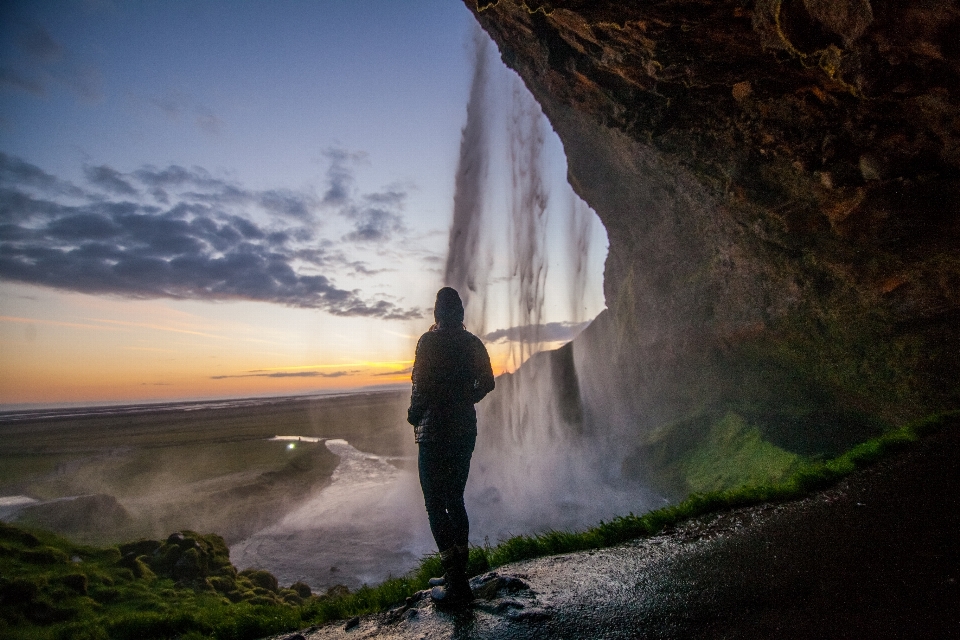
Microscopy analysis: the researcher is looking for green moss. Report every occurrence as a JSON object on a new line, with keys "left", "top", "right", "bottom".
{"left": 680, "top": 412, "right": 802, "bottom": 493}
{"left": 624, "top": 410, "right": 809, "bottom": 497}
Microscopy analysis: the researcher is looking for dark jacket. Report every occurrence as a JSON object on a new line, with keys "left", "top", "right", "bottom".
{"left": 407, "top": 325, "right": 495, "bottom": 443}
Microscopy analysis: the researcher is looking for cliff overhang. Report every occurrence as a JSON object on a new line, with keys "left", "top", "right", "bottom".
{"left": 467, "top": 0, "right": 959, "bottom": 494}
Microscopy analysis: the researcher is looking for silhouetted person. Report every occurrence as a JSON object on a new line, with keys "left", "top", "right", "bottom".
{"left": 408, "top": 287, "right": 495, "bottom": 607}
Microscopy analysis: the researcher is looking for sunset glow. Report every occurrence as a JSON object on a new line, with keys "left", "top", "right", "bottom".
{"left": 0, "top": 1, "right": 606, "bottom": 407}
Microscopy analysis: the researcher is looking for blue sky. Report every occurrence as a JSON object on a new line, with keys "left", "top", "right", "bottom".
{"left": 1, "top": 1, "right": 471, "bottom": 228}
{"left": 0, "top": 0, "right": 606, "bottom": 405}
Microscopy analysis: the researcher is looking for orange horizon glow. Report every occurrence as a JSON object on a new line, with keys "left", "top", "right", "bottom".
{"left": 0, "top": 285, "right": 419, "bottom": 406}
{"left": 0, "top": 284, "right": 568, "bottom": 407}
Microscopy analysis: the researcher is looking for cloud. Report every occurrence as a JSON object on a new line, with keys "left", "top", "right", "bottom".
{"left": 346, "top": 261, "right": 389, "bottom": 276}
{"left": 342, "top": 192, "right": 406, "bottom": 243}
{"left": 320, "top": 148, "right": 408, "bottom": 243}
{"left": 210, "top": 370, "right": 359, "bottom": 379}
{"left": 134, "top": 164, "right": 221, "bottom": 190}
{"left": 321, "top": 148, "right": 361, "bottom": 206}
{"left": 483, "top": 321, "right": 591, "bottom": 344}
{"left": 1, "top": 23, "right": 102, "bottom": 102}
{"left": 0, "top": 152, "right": 85, "bottom": 198}
{"left": 0, "top": 154, "right": 422, "bottom": 319}
{"left": 84, "top": 164, "right": 138, "bottom": 196}
{"left": 373, "top": 366, "right": 413, "bottom": 376}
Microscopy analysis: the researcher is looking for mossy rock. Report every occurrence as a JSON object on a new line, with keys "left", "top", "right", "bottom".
{"left": 214, "top": 563, "right": 238, "bottom": 579}
{"left": 118, "top": 552, "right": 156, "bottom": 580}
{"left": 154, "top": 543, "right": 182, "bottom": 572}
{"left": 0, "top": 577, "right": 43, "bottom": 604}
{"left": 51, "top": 620, "right": 109, "bottom": 640}
{"left": 193, "top": 577, "right": 218, "bottom": 594}
{"left": 173, "top": 547, "right": 205, "bottom": 580}
{"left": 239, "top": 568, "right": 279, "bottom": 593}
{"left": 246, "top": 594, "right": 280, "bottom": 607}
{"left": 223, "top": 589, "right": 245, "bottom": 603}
{"left": 117, "top": 539, "right": 161, "bottom": 558}
{"left": 146, "top": 530, "right": 232, "bottom": 583}
{"left": 280, "top": 589, "right": 303, "bottom": 605}
{"left": 113, "top": 568, "right": 135, "bottom": 582}
{"left": 21, "top": 545, "right": 70, "bottom": 565}
{"left": 208, "top": 574, "right": 236, "bottom": 594}
{"left": 23, "top": 598, "right": 70, "bottom": 624}
{"left": 87, "top": 572, "right": 114, "bottom": 587}
{"left": 59, "top": 573, "right": 89, "bottom": 595}
{"left": 681, "top": 413, "right": 803, "bottom": 493}
{"left": 89, "top": 585, "right": 120, "bottom": 604}
{"left": 290, "top": 580, "right": 312, "bottom": 598}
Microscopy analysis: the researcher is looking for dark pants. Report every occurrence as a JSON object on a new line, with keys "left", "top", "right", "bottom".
{"left": 418, "top": 433, "right": 476, "bottom": 552}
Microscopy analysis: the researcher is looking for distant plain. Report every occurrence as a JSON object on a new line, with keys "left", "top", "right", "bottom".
{"left": 0, "top": 390, "right": 415, "bottom": 544}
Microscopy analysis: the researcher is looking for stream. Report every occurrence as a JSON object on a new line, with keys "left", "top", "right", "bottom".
{"left": 230, "top": 438, "right": 433, "bottom": 592}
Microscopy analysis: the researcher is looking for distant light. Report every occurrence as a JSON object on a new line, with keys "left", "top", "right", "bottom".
{"left": 287, "top": 443, "right": 296, "bottom": 450}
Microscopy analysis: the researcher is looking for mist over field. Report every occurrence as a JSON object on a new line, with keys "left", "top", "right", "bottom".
{"left": 0, "top": 392, "right": 414, "bottom": 576}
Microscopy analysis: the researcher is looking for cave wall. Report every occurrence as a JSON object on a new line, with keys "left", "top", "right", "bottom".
{"left": 466, "top": 0, "right": 959, "bottom": 489}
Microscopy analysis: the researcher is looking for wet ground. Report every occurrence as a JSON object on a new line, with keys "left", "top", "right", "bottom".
{"left": 269, "top": 423, "right": 960, "bottom": 639}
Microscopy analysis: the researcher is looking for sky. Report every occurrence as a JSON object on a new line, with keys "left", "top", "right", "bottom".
{"left": 0, "top": 0, "right": 607, "bottom": 407}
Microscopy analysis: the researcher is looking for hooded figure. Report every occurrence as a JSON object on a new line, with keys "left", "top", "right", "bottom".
{"left": 408, "top": 287, "right": 494, "bottom": 607}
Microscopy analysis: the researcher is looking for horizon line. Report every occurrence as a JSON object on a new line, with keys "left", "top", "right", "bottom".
{"left": 0, "top": 383, "right": 410, "bottom": 417}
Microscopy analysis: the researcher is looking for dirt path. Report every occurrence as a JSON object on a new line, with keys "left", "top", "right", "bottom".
{"left": 282, "top": 424, "right": 960, "bottom": 639}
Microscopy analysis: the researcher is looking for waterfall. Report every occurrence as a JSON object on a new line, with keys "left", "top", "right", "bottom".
{"left": 445, "top": 29, "right": 492, "bottom": 333}
{"left": 443, "top": 29, "right": 658, "bottom": 544}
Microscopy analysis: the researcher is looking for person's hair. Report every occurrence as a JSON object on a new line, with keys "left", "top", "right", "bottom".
{"left": 434, "top": 286, "right": 464, "bottom": 328}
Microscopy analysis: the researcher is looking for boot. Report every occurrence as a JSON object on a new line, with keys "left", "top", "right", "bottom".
{"left": 431, "top": 545, "right": 472, "bottom": 608}
{"left": 427, "top": 544, "right": 469, "bottom": 587}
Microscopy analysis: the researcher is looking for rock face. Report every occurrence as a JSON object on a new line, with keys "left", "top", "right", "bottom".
{"left": 466, "top": 0, "right": 959, "bottom": 492}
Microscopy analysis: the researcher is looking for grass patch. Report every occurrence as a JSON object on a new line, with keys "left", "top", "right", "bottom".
{"left": 3, "top": 411, "right": 955, "bottom": 639}
{"left": 680, "top": 412, "right": 803, "bottom": 493}
{"left": 624, "top": 410, "right": 811, "bottom": 498}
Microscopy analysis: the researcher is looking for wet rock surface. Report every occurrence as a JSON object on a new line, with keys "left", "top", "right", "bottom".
{"left": 271, "top": 426, "right": 959, "bottom": 639}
